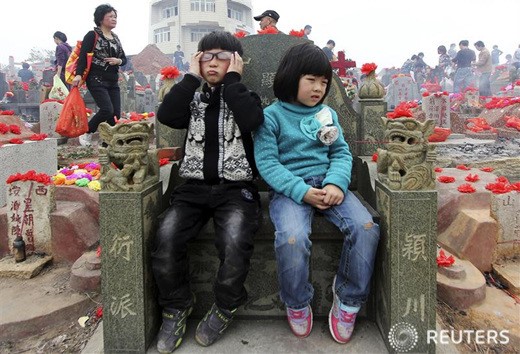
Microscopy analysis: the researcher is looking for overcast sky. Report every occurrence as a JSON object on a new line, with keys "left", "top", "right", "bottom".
{"left": 2, "top": 0, "right": 519, "bottom": 70}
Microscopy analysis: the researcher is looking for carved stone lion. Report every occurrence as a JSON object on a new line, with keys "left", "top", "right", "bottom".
{"left": 376, "top": 117, "right": 436, "bottom": 190}
{"left": 98, "top": 122, "right": 159, "bottom": 192}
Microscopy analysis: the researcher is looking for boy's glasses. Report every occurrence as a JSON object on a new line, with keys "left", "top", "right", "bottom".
{"left": 200, "top": 51, "right": 233, "bottom": 62}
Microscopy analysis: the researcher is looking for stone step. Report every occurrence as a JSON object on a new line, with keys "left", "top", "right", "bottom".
{"left": 70, "top": 251, "right": 101, "bottom": 292}
{"left": 493, "top": 261, "right": 520, "bottom": 295}
{"left": 0, "top": 265, "right": 98, "bottom": 341}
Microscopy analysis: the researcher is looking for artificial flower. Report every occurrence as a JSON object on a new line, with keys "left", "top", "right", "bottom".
{"left": 8, "top": 138, "right": 24, "bottom": 144}
{"left": 372, "top": 152, "right": 378, "bottom": 162}
{"left": 0, "top": 123, "right": 9, "bottom": 134}
{"left": 257, "top": 27, "right": 279, "bottom": 35}
{"left": 96, "top": 245, "right": 102, "bottom": 258}
{"left": 456, "top": 164, "right": 471, "bottom": 170}
{"left": 434, "top": 167, "right": 443, "bottom": 173}
{"left": 75, "top": 178, "right": 90, "bottom": 187}
{"left": 88, "top": 180, "right": 101, "bottom": 191}
{"left": 509, "top": 182, "right": 520, "bottom": 192}
{"left": 0, "top": 110, "right": 15, "bottom": 115}
{"left": 437, "top": 249, "right": 455, "bottom": 267}
{"left": 234, "top": 31, "right": 247, "bottom": 38}
{"left": 52, "top": 173, "right": 66, "bottom": 185}
{"left": 437, "top": 176, "right": 455, "bottom": 183}
{"left": 465, "top": 174, "right": 479, "bottom": 182}
{"left": 95, "top": 306, "right": 103, "bottom": 319}
{"left": 458, "top": 184, "right": 476, "bottom": 193}
{"left": 159, "top": 158, "right": 170, "bottom": 166}
{"left": 160, "top": 66, "right": 181, "bottom": 80}
{"left": 7, "top": 170, "right": 52, "bottom": 185}
{"left": 422, "top": 92, "right": 430, "bottom": 97}
{"left": 428, "top": 127, "right": 451, "bottom": 142}
{"left": 485, "top": 182, "right": 511, "bottom": 194}
{"left": 360, "top": 62, "right": 377, "bottom": 75}
{"left": 29, "top": 133, "right": 48, "bottom": 141}
{"left": 289, "top": 29, "right": 304, "bottom": 37}
{"left": 9, "top": 125, "right": 21, "bottom": 134}
{"left": 504, "top": 116, "right": 520, "bottom": 131}
{"left": 497, "top": 176, "right": 509, "bottom": 184}
{"left": 480, "top": 167, "right": 494, "bottom": 172}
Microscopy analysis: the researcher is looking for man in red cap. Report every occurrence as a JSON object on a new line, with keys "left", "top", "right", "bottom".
{"left": 254, "top": 10, "right": 280, "bottom": 31}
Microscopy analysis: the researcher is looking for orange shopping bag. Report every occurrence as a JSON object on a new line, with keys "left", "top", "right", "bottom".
{"left": 55, "top": 86, "right": 89, "bottom": 138}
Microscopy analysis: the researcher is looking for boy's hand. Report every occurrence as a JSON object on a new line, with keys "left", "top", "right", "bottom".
{"left": 323, "top": 184, "right": 344, "bottom": 206}
{"left": 303, "top": 187, "right": 330, "bottom": 210}
{"left": 227, "top": 52, "right": 243, "bottom": 75}
{"left": 189, "top": 51, "right": 203, "bottom": 77}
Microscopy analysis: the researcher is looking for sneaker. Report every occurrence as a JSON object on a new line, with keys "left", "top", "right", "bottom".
{"left": 195, "top": 303, "right": 235, "bottom": 347}
{"left": 79, "top": 133, "right": 92, "bottom": 147}
{"left": 156, "top": 305, "right": 193, "bottom": 353}
{"left": 286, "top": 305, "right": 313, "bottom": 338}
{"left": 329, "top": 278, "right": 358, "bottom": 344}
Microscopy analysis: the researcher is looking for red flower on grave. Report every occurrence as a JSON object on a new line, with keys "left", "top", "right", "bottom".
{"left": 497, "top": 176, "right": 509, "bottom": 184}
{"left": 458, "top": 183, "right": 476, "bottom": 193}
{"left": 360, "top": 63, "right": 377, "bottom": 75}
{"left": 504, "top": 116, "right": 520, "bottom": 131}
{"left": 95, "top": 306, "right": 103, "bottom": 319}
{"left": 160, "top": 66, "right": 180, "bottom": 80}
{"left": 428, "top": 127, "right": 451, "bottom": 142}
{"left": 434, "top": 167, "right": 443, "bottom": 173}
{"left": 437, "top": 175, "right": 455, "bottom": 183}
{"left": 289, "top": 29, "right": 305, "bottom": 37}
{"left": 6, "top": 170, "right": 52, "bottom": 185}
{"left": 456, "top": 164, "right": 471, "bottom": 170}
{"left": 465, "top": 174, "right": 480, "bottom": 182}
{"left": 96, "top": 245, "right": 101, "bottom": 258}
{"left": 8, "top": 138, "right": 24, "bottom": 144}
{"left": 422, "top": 92, "right": 430, "bottom": 97}
{"left": 234, "top": 31, "right": 247, "bottom": 38}
{"left": 437, "top": 249, "right": 455, "bottom": 267}
{"left": 510, "top": 182, "right": 520, "bottom": 191}
{"left": 29, "top": 133, "right": 48, "bottom": 141}
{"left": 9, "top": 125, "right": 21, "bottom": 135}
{"left": 0, "top": 123, "right": 9, "bottom": 134}
{"left": 371, "top": 152, "right": 378, "bottom": 162}
{"left": 159, "top": 158, "right": 170, "bottom": 166}
{"left": 257, "top": 27, "right": 279, "bottom": 35}
{"left": 0, "top": 110, "right": 15, "bottom": 115}
{"left": 480, "top": 167, "right": 494, "bottom": 172}
{"left": 485, "top": 182, "right": 511, "bottom": 194}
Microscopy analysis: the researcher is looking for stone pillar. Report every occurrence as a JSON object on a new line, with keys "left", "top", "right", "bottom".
{"left": 100, "top": 182, "right": 161, "bottom": 353}
{"left": 357, "top": 99, "right": 387, "bottom": 156}
{"left": 373, "top": 180, "right": 437, "bottom": 353}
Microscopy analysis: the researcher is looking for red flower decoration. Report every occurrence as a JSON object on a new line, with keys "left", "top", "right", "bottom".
{"left": 0, "top": 123, "right": 9, "bottom": 134}
{"left": 458, "top": 184, "right": 476, "bottom": 193}
{"left": 6, "top": 170, "right": 52, "bottom": 185}
{"left": 234, "top": 31, "right": 247, "bottom": 38}
{"left": 361, "top": 62, "right": 377, "bottom": 75}
{"left": 480, "top": 167, "right": 494, "bottom": 172}
{"left": 0, "top": 110, "right": 15, "bottom": 115}
{"left": 485, "top": 182, "right": 511, "bottom": 194}
{"left": 95, "top": 306, "right": 103, "bottom": 319}
{"left": 159, "top": 158, "right": 170, "bottom": 166}
{"left": 29, "top": 133, "right": 48, "bottom": 141}
{"left": 456, "top": 164, "right": 471, "bottom": 170}
{"left": 96, "top": 245, "right": 101, "bottom": 258}
{"left": 434, "top": 167, "right": 443, "bottom": 173}
{"left": 437, "top": 175, "right": 455, "bottom": 183}
{"left": 465, "top": 174, "right": 479, "bottom": 182}
{"left": 289, "top": 29, "right": 305, "bottom": 37}
{"left": 371, "top": 152, "right": 378, "bottom": 162}
{"left": 160, "top": 66, "right": 180, "bottom": 80}
{"left": 422, "top": 92, "right": 430, "bottom": 97}
{"left": 9, "top": 125, "right": 21, "bottom": 135}
{"left": 496, "top": 176, "right": 509, "bottom": 184}
{"left": 510, "top": 182, "right": 520, "bottom": 191}
{"left": 437, "top": 249, "right": 455, "bottom": 267}
{"left": 8, "top": 138, "right": 24, "bottom": 144}
{"left": 257, "top": 27, "right": 279, "bottom": 35}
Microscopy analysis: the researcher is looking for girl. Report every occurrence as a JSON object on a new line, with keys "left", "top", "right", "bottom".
{"left": 254, "top": 42, "right": 380, "bottom": 343}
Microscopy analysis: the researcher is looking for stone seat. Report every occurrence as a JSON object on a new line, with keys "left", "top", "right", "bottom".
{"left": 159, "top": 162, "right": 379, "bottom": 318}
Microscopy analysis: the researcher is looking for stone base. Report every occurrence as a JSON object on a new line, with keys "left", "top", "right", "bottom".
{"left": 0, "top": 254, "right": 53, "bottom": 279}
{"left": 493, "top": 262, "right": 520, "bottom": 295}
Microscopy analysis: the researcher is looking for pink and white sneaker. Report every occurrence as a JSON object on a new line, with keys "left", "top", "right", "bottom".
{"left": 286, "top": 305, "right": 313, "bottom": 338}
{"left": 329, "top": 279, "right": 358, "bottom": 343}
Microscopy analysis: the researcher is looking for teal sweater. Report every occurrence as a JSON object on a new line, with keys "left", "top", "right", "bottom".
{"left": 254, "top": 101, "right": 353, "bottom": 204}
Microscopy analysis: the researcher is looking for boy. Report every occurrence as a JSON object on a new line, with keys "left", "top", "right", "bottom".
{"left": 152, "top": 31, "right": 263, "bottom": 353}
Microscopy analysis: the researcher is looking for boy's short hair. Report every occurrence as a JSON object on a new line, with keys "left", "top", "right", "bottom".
{"left": 474, "top": 40, "right": 485, "bottom": 48}
{"left": 197, "top": 31, "right": 243, "bottom": 56}
{"left": 22, "top": 62, "right": 30, "bottom": 69}
{"left": 327, "top": 39, "right": 335, "bottom": 46}
{"left": 273, "top": 42, "right": 332, "bottom": 105}
{"left": 459, "top": 40, "right": 469, "bottom": 47}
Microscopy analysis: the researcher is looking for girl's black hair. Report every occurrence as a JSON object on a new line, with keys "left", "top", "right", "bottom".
{"left": 273, "top": 42, "right": 332, "bottom": 104}
{"left": 94, "top": 4, "right": 117, "bottom": 27}
{"left": 53, "top": 31, "right": 67, "bottom": 43}
{"left": 197, "top": 31, "right": 243, "bottom": 56}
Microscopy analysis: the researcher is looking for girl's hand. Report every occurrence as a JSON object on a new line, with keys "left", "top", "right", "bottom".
{"left": 322, "top": 184, "right": 344, "bottom": 206}
{"left": 227, "top": 52, "right": 243, "bottom": 75}
{"left": 303, "top": 187, "right": 330, "bottom": 210}
{"left": 189, "top": 51, "right": 203, "bottom": 77}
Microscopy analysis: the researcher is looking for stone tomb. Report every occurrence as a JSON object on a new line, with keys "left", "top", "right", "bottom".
{"left": 6, "top": 180, "right": 55, "bottom": 256}
{"left": 385, "top": 75, "right": 420, "bottom": 110}
{"left": 422, "top": 93, "right": 450, "bottom": 128}
{"left": 39, "top": 101, "right": 63, "bottom": 138}
{"left": 491, "top": 193, "right": 520, "bottom": 259}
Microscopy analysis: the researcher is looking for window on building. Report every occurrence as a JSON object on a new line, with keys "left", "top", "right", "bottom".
{"left": 227, "top": 7, "right": 243, "bottom": 21}
{"left": 154, "top": 27, "right": 171, "bottom": 44}
{"left": 191, "top": 28, "right": 213, "bottom": 42}
{"left": 162, "top": 6, "right": 178, "bottom": 18}
{"left": 190, "top": 0, "right": 215, "bottom": 12}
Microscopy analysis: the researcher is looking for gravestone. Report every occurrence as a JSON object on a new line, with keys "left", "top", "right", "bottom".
{"left": 422, "top": 93, "right": 450, "bottom": 128}
{"left": 0, "top": 72, "right": 9, "bottom": 99}
{"left": 385, "top": 75, "right": 420, "bottom": 110}
{"left": 143, "top": 87, "right": 156, "bottom": 113}
{"left": 7, "top": 180, "right": 56, "bottom": 256}
{"left": 357, "top": 99, "right": 387, "bottom": 157}
{"left": 39, "top": 101, "right": 63, "bottom": 138}
{"left": 135, "top": 91, "right": 145, "bottom": 114}
{"left": 491, "top": 193, "right": 520, "bottom": 259}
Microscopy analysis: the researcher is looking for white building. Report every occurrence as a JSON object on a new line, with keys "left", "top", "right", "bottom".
{"left": 149, "top": 0, "right": 254, "bottom": 62}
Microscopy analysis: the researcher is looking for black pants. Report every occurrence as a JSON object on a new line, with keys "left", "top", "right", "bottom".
{"left": 151, "top": 181, "right": 262, "bottom": 311}
{"left": 85, "top": 74, "right": 120, "bottom": 133}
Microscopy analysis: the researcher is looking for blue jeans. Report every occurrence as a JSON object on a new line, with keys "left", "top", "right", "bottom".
{"left": 453, "top": 67, "right": 474, "bottom": 93}
{"left": 478, "top": 72, "right": 491, "bottom": 96}
{"left": 269, "top": 176, "right": 380, "bottom": 309}
{"left": 85, "top": 74, "right": 121, "bottom": 133}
